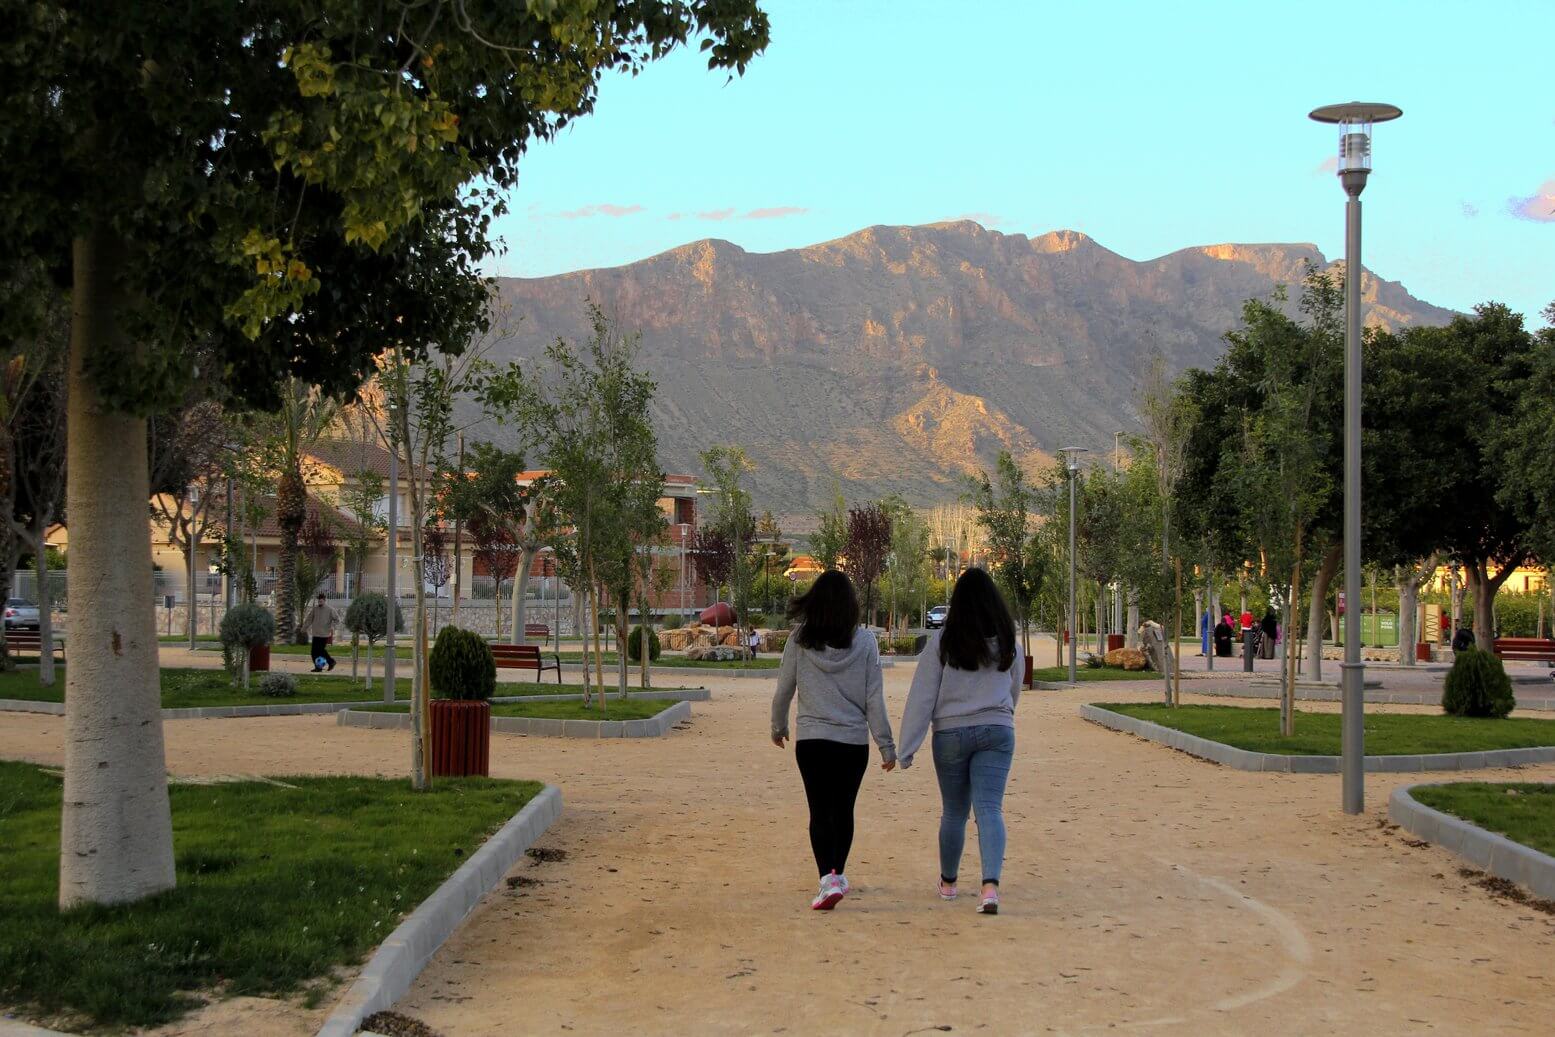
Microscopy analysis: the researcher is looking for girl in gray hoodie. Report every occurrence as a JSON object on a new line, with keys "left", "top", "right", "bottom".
{"left": 771, "top": 570, "right": 896, "bottom": 910}
{"left": 897, "top": 568, "right": 1022, "bottom": 915}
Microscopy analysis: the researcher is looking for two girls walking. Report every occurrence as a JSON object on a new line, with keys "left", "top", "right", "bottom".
{"left": 771, "top": 567, "right": 1021, "bottom": 915}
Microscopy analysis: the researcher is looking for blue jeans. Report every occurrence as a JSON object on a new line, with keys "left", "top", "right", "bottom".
{"left": 932, "top": 724, "right": 1015, "bottom": 885}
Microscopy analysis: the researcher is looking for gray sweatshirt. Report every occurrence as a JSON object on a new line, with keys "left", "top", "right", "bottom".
{"left": 770, "top": 628, "right": 896, "bottom": 763}
{"left": 896, "top": 629, "right": 1023, "bottom": 769}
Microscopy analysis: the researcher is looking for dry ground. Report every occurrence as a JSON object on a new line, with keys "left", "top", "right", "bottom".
{"left": 2, "top": 662, "right": 1552, "bottom": 1036}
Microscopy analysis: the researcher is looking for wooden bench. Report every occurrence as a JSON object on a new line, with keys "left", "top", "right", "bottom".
{"left": 490, "top": 643, "right": 562, "bottom": 683}
{"left": 523, "top": 623, "right": 551, "bottom": 645}
{"left": 1493, "top": 637, "right": 1555, "bottom": 666}
{"left": 6, "top": 629, "right": 64, "bottom": 661}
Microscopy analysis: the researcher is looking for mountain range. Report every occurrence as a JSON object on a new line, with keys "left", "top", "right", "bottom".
{"left": 485, "top": 220, "right": 1454, "bottom": 523}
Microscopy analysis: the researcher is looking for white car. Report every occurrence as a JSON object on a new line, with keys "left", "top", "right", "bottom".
{"left": 4, "top": 598, "right": 40, "bottom": 630}
{"left": 926, "top": 605, "right": 949, "bottom": 629}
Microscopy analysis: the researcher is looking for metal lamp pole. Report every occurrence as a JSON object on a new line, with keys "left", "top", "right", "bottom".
{"left": 1310, "top": 101, "right": 1402, "bottom": 815}
{"left": 384, "top": 408, "right": 398, "bottom": 704}
{"left": 1060, "top": 446, "right": 1087, "bottom": 684}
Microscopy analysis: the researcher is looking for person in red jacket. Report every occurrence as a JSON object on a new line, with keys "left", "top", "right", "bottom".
{"left": 1239, "top": 609, "right": 1255, "bottom": 633}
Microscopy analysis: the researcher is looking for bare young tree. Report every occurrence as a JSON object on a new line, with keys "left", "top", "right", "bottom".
{"left": 149, "top": 401, "right": 233, "bottom": 649}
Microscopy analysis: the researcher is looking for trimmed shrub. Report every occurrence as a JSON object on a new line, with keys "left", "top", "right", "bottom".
{"left": 888, "top": 634, "right": 918, "bottom": 656}
{"left": 660, "top": 614, "right": 683, "bottom": 631}
{"left": 428, "top": 625, "right": 496, "bottom": 701}
{"left": 627, "top": 625, "right": 662, "bottom": 663}
{"left": 257, "top": 672, "right": 297, "bottom": 698}
{"left": 219, "top": 603, "right": 275, "bottom": 682}
{"left": 1442, "top": 647, "right": 1515, "bottom": 718}
{"left": 344, "top": 593, "right": 403, "bottom": 644}
{"left": 766, "top": 630, "right": 789, "bottom": 653}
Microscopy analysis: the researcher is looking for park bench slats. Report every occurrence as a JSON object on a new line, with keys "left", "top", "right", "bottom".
{"left": 523, "top": 623, "right": 551, "bottom": 645}
{"left": 1492, "top": 637, "right": 1555, "bottom": 664}
{"left": 6, "top": 630, "right": 64, "bottom": 661}
{"left": 489, "top": 642, "right": 562, "bottom": 683}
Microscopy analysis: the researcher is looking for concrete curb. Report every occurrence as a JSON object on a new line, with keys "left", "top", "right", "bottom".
{"left": 0, "top": 698, "right": 384, "bottom": 719}
{"left": 1184, "top": 683, "right": 1555, "bottom": 713}
{"left": 1389, "top": 782, "right": 1555, "bottom": 900}
{"left": 1080, "top": 703, "right": 1555, "bottom": 773}
{"left": 337, "top": 700, "right": 692, "bottom": 739}
{"left": 489, "top": 687, "right": 709, "bottom": 704}
{"left": 315, "top": 785, "right": 564, "bottom": 1037}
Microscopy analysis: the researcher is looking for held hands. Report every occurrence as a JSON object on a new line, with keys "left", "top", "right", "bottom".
{"left": 772, "top": 733, "right": 787, "bottom": 749}
{"left": 881, "top": 759, "right": 896, "bottom": 772}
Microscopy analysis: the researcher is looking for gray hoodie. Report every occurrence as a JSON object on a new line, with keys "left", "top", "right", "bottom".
{"left": 771, "top": 628, "right": 896, "bottom": 762}
{"left": 896, "top": 629, "right": 1022, "bottom": 769}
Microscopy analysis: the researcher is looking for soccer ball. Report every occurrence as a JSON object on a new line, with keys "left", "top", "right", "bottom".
{"left": 314, "top": 656, "right": 329, "bottom": 671}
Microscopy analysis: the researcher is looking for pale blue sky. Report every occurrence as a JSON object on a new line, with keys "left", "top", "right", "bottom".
{"left": 489, "top": 0, "right": 1553, "bottom": 324}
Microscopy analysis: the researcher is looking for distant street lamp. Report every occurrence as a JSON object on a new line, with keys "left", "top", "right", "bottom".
{"left": 1309, "top": 101, "right": 1402, "bottom": 816}
{"left": 1059, "top": 446, "right": 1088, "bottom": 684}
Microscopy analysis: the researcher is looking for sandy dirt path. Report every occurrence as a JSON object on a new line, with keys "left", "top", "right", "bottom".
{"left": 3, "top": 667, "right": 1553, "bottom": 1036}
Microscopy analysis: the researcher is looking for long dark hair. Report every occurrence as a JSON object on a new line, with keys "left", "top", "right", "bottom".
{"left": 939, "top": 567, "right": 1016, "bottom": 672}
{"left": 788, "top": 570, "right": 859, "bottom": 650}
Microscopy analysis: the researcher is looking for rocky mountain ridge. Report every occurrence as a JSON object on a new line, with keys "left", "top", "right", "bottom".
{"left": 485, "top": 220, "right": 1455, "bottom": 520}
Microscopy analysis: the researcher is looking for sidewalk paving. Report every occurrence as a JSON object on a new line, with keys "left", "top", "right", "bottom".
{"left": 3, "top": 669, "right": 1552, "bottom": 1035}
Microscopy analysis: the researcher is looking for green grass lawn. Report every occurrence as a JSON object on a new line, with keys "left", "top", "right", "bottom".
{"left": 0, "top": 761, "right": 540, "bottom": 1030}
{"left": 0, "top": 667, "right": 396, "bottom": 708}
{"left": 359, "top": 698, "right": 670, "bottom": 721}
{"left": 1100, "top": 703, "right": 1555, "bottom": 756}
{"left": 1411, "top": 782, "right": 1555, "bottom": 858}
{"left": 1032, "top": 665, "right": 1159, "bottom": 683}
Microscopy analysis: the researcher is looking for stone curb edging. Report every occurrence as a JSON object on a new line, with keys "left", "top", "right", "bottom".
{"left": 1080, "top": 703, "right": 1555, "bottom": 773}
{"left": 315, "top": 785, "right": 564, "bottom": 1037}
{"left": 336, "top": 699, "right": 692, "bottom": 739}
{"left": 489, "top": 687, "right": 709, "bottom": 704}
{"left": 1182, "top": 683, "right": 1555, "bottom": 713}
{"left": 0, "top": 698, "right": 384, "bottom": 720}
{"left": 1389, "top": 782, "right": 1555, "bottom": 900}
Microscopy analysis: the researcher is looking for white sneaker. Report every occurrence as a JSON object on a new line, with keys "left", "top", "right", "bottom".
{"left": 810, "top": 871, "right": 844, "bottom": 911}
{"left": 835, "top": 873, "right": 851, "bottom": 895}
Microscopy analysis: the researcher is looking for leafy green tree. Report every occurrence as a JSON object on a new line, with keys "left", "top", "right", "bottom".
{"left": 700, "top": 445, "right": 756, "bottom": 622}
{"left": 5, "top": 0, "right": 766, "bottom": 909}
{"left": 971, "top": 451, "right": 1040, "bottom": 656}
{"left": 811, "top": 486, "right": 849, "bottom": 571}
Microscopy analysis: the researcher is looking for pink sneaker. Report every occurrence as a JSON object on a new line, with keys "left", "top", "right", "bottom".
{"left": 810, "top": 872, "right": 844, "bottom": 911}
{"left": 938, "top": 879, "right": 958, "bottom": 901}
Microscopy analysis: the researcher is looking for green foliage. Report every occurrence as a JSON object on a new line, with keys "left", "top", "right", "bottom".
{"left": 218, "top": 603, "right": 276, "bottom": 679}
{"left": 765, "top": 630, "right": 789, "bottom": 653}
{"left": 888, "top": 634, "right": 920, "bottom": 655}
{"left": 344, "top": 593, "right": 403, "bottom": 645}
{"left": 971, "top": 451, "right": 1045, "bottom": 632}
{"left": 811, "top": 487, "right": 849, "bottom": 571}
{"left": 0, "top": 760, "right": 538, "bottom": 1028}
{"left": 257, "top": 672, "right": 297, "bottom": 698}
{"left": 626, "top": 625, "right": 662, "bottom": 663}
{"left": 660, "top": 614, "right": 683, "bottom": 631}
{"left": 1442, "top": 647, "right": 1515, "bottom": 719}
{"left": 427, "top": 626, "right": 496, "bottom": 701}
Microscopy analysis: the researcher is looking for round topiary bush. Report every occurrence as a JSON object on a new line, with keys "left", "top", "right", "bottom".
{"left": 1442, "top": 646, "right": 1515, "bottom": 718}
{"left": 428, "top": 625, "right": 496, "bottom": 701}
{"left": 219, "top": 602, "right": 276, "bottom": 683}
{"left": 626, "top": 625, "right": 661, "bottom": 663}
{"left": 344, "top": 593, "right": 403, "bottom": 644}
{"left": 258, "top": 672, "right": 297, "bottom": 698}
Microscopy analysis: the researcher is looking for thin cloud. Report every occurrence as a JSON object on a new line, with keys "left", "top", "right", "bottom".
{"left": 555, "top": 203, "right": 645, "bottom": 219}
{"left": 1313, "top": 156, "right": 1338, "bottom": 175}
{"left": 696, "top": 208, "right": 737, "bottom": 221}
{"left": 667, "top": 212, "right": 685, "bottom": 221}
{"left": 1508, "top": 177, "right": 1555, "bottom": 222}
{"left": 743, "top": 206, "right": 808, "bottom": 220}
{"left": 1461, "top": 202, "right": 1480, "bottom": 218}
{"left": 951, "top": 211, "right": 1003, "bottom": 227}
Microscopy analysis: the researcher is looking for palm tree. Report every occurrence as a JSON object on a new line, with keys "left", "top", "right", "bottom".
{"left": 268, "top": 379, "right": 338, "bottom": 642}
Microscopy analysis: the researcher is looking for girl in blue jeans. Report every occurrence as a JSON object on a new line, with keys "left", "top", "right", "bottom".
{"left": 897, "top": 568, "right": 1022, "bottom": 915}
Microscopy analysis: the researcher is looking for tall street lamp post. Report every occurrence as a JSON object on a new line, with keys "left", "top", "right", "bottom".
{"left": 1059, "top": 446, "right": 1087, "bottom": 684}
{"left": 384, "top": 404, "right": 398, "bottom": 704}
{"left": 1309, "top": 101, "right": 1402, "bottom": 815}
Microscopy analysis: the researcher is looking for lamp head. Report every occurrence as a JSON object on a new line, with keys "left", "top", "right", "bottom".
{"left": 1309, "top": 102, "right": 1401, "bottom": 195}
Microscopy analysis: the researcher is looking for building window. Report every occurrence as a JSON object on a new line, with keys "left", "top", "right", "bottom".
{"left": 674, "top": 497, "right": 695, "bottom": 526}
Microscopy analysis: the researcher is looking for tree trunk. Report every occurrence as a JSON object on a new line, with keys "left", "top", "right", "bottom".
{"left": 275, "top": 467, "right": 305, "bottom": 643}
{"left": 1466, "top": 559, "right": 1519, "bottom": 651}
{"left": 1304, "top": 544, "right": 1342, "bottom": 681}
{"left": 1125, "top": 593, "right": 1139, "bottom": 649}
{"left": 510, "top": 543, "right": 536, "bottom": 644}
{"left": 639, "top": 574, "right": 652, "bottom": 692}
{"left": 1395, "top": 553, "right": 1437, "bottom": 668}
{"left": 185, "top": 522, "right": 200, "bottom": 650}
{"left": 59, "top": 227, "right": 176, "bottom": 908}
{"left": 1094, "top": 585, "right": 1106, "bottom": 657}
{"left": 0, "top": 426, "right": 16, "bottom": 671}
{"left": 615, "top": 590, "right": 629, "bottom": 699}
{"left": 1281, "top": 528, "right": 1304, "bottom": 737}
{"left": 35, "top": 520, "right": 55, "bottom": 686}
{"left": 590, "top": 577, "right": 606, "bottom": 712}
{"left": 408, "top": 471, "right": 428, "bottom": 792}
{"left": 1191, "top": 588, "right": 1203, "bottom": 655}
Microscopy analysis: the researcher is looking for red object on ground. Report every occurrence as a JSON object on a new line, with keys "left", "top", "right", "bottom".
{"left": 248, "top": 644, "right": 270, "bottom": 673}
{"left": 1416, "top": 642, "right": 1432, "bottom": 662}
{"left": 430, "top": 700, "right": 491, "bottom": 777}
{"left": 699, "top": 602, "right": 736, "bottom": 627}
{"left": 1023, "top": 654, "right": 1034, "bottom": 688}
{"left": 1106, "top": 634, "right": 1125, "bottom": 653}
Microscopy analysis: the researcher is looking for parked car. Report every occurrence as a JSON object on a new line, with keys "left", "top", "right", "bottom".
{"left": 926, "top": 604, "right": 949, "bottom": 629}
{"left": 4, "top": 598, "right": 40, "bottom": 630}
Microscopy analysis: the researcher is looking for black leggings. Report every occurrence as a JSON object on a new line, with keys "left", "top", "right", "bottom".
{"left": 795, "top": 739, "right": 869, "bottom": 878}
